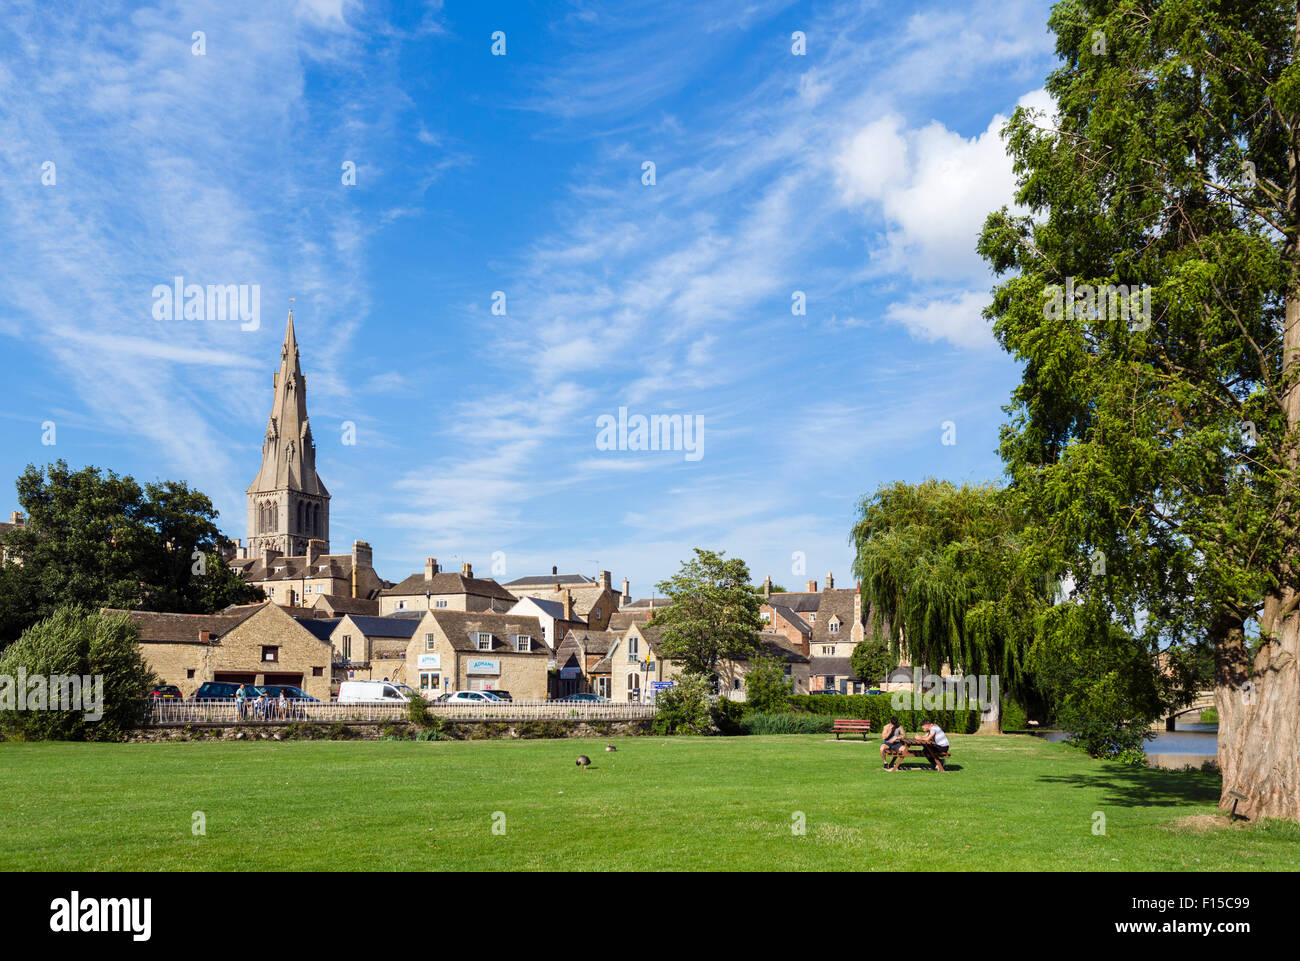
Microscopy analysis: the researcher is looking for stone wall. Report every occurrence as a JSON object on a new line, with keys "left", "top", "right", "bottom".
{"left": 127, "top": 718, "right": 655, "bottom": 742}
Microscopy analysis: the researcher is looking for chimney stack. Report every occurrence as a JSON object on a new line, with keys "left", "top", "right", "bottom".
{"left": 8, "top": 511, "right": 22, "bottom": 526}
{"left": 621, "top": 577, "right": 631, "bottom": 604}
{"left": 826, "top": 571, "right": 834, "bottom": 590}
{"left": 306, "top": 539, "right": 324, "bottom": 565}
{"left": 199, "top": 630, "right": 211, "bottom": 644}
{"left": 425, "top": 557, "right": 437, "bottom": 581}
{"left": 462, "top": 562, "right": 473, "bottom": 578}
{"left": 598, "top": 570, "right": 611, "bottom": 590}
{"left": 552, "top": 565, "right": 558, "bottom": 575}
{"left": 806, "top": 579, "right": 818, "bottom": 593}
{"left": 262, "top": 547, "right": 280, "bottom": 569}
{"left": 764, "top": 575, "right": 772, "bottom": 599}
{"left": 563, "top": 588, "right": 575, "bottom": 622}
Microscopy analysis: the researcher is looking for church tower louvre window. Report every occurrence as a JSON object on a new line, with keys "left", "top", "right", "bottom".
{"left": 243, "top": 306, "right": 330, "bottom": 557}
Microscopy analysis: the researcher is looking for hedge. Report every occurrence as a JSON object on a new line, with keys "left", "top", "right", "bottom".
{"left": 739, "top": 713, "right": 835, "bottom": 735}
{"left": 787, "top": 694, "right": 982, "bottom": 734}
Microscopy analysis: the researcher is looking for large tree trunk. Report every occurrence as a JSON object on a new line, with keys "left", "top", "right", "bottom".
{"left": 1220, "top": 602, "right": 1300, "bottom": 821}
{"left": 1220, "top": 14, "right": 1300, "bottom": 820}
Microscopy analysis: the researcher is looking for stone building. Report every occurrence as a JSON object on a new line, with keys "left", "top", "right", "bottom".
{"left": 401, "top": 610, "right": 548, "bottom": 699}
{"left": 554, "top": 628, "right": 620, "bottom": 698}
{"left": 377, "top": 559, "right": 517, "bottom": 615}
{"left": 505, "top": 569, "right": 623, "bottom": 632}
{"left": 119, "top": 601, "right": 335, "bottom": 700}
{"left": 229, "top": 539, "right": 384, "bottom": 608}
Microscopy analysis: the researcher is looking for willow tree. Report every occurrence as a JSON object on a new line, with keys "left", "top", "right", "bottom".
{"left": 851, "top": 479, "right": 1044, "bottom": 730}
{"left": 978, "top": 1, "right": 1299, "bottom": 819}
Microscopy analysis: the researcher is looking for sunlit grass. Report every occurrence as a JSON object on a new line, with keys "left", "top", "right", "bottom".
{"left": 0, "top": 734, "right": 1294, "bottom": 871}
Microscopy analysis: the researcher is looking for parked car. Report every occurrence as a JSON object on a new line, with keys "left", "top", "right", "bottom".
{"left": 149, "top": 684, "right": 182, "bottom": 699}
{"left": 338, "top": 680, "right": 412, "bottom": 703}
{"left": 258, "top": 684, "right": 320, "bottom": 703}
{"left": 191, "top": 681, "right": 256, "bottom": 701}
{"left": 487, "top": 690, "right": 512, "bottom": 701}
{"left": 437, "top": 690, "right": 504, "bottom": 703}
{"left": 556, "top": 692, "right": 608, "bottom": 703}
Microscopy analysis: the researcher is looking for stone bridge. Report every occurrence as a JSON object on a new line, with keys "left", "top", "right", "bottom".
{"left": 1165, "top": 690, "right": 1215, "bottom": 731}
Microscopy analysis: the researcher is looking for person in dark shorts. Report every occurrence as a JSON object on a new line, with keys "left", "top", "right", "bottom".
{"left": 880, "top": 715, "right": 905, "bottom": 768}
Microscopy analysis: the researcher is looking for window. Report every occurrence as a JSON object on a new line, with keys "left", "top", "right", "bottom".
{"left": 594, "top": 607, "right": 602, "bottom": 619}
{"left": 822, "top": 645, "right": 834, "bottom": 655}
{"left": 626, "top": 674, "right": 640, "bottom": 702}
{"left": 626, "top": 636, "right": 639, "bottom": 662}
{"left": 419, "top": 672, "right": 440, "bottom": 691}
{"left": 435, "top": 599, "right": 448, "bottom": 609}
{"left": 807, "top": 613, "right": 816, "bottom": 622}
{"left": 596, "top": 676, "right": 610, "bottom": 698}
{"left": 397, "top": 600, "right": 407, "bottom": 611}
{"left": 476, "top": 632, "right": 493, "bottom": 651}
{"left": 425, "top": 634, "right": 436, "bottom": 652}
{"left": 513, "top": 635, "right": 532, "bottom": 653}
{"left": 262, "top": 646, "right": 279, "bottom": 662}
{"left": 186, "top": 669, "right": 196, "bottom": 679}
{"left": 760, "top": 611, "right": 771, "bottom": 622}
{"left": 312, "top": 667, "right": 323, "bottom": 677}
{"left": 829, "top": 619, "right": 840, "bottom": 633}
{"left": 342, "top": 635, "right": 352, "bottom": 660}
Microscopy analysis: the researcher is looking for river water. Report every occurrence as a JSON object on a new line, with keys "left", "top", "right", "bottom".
{"left": 1038, "top": 720, "right": 1218, "bottom": 754}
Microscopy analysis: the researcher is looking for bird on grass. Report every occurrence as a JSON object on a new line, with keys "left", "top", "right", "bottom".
{"left": 576, "top": 755, "right": 591, "bottom": 768}
{"left": 605, "top": 744, "right": 617, "bottom": 752}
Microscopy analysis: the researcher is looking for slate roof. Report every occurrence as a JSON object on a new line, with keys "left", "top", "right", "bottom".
{"left": 809, "top": 656, "right": 856, "bottom": 677}
{"left": 765, "top": 591, "right": 821, "bottom": 613}
{"left": 426, "top": 610, "right": 548, "bottom": 654}
{"left": 519, "top": 587, "right": 616, "bottom": 617}
{"left": 112, "top": 609, "right": 256, "bottom": 644}
{"left": 295, "top": 617, "right": 342, "bottom": 641}
{"left": 343, "top": 615, "right": 421, "bottom": 639}
{"left": 503, "top": 573, "right": 597, "bottom": 589}
{"left": 312, "top": 594, "right": 379, "bottom": 616}
{"left": 753, "top": 632, "right": 810, "bottom": 664}
{"left": 230, "top": 554, "right": 357, "bottom": 582}
{"left": 380, "top": 572, "right": 516, "bottom": 602}
{"left": 607, "top": 610, "right": 655, "bottom": 631}
{"left": 812, "top": 588, "right": 861, "bottom": 646}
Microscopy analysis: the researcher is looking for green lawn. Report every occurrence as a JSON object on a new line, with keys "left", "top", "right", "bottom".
{"left": 1, "top": 733, "right": 1295, "bottom": 870}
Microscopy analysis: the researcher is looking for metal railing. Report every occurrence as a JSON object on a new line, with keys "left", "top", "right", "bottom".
{"left": 146, "top": 698, "right": 658, "bottom": 725}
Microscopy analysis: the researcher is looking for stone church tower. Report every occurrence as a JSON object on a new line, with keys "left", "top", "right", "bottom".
{"left": 244, "top": 308, "right": 330, "bottom": 556}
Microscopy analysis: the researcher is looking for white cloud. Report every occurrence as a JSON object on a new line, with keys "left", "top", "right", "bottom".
{"left": 883, "top": 290, "right": 994, "bottom": 350}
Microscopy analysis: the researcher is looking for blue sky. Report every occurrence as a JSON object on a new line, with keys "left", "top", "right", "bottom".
{"left": 0, "top": 0, "right": 1059, "bottom": 597}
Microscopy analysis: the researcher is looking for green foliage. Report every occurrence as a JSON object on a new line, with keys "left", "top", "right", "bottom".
{"left": 787, "top": 694, "right": 981, "bottom": 734}
{"left": 649, "top": 548, "right": 764, "bottom": 677}
{"left": 849, "top": 638, "right": 892, "bottom": 686}
{"left": 852, "top": 479, "right": 1041, "bottom": 704}
{"left": 976, "top": 0, "right": 1297, "bottom": 796}
{"left": 742, "top": 655, "right": 792, "bottom": 714}
{"left": 1000, "top": 698, "right": 1028, "bottom": 731}
{"left": 0, "top": 461, "right": 262, "bottom": 643}
{"left": 650, "top": 674, "right": 717, "bottom": 735}
{"left": 406, "top": 692, "right": 434, "bottom": 728}
{"left": 711, "top": 695, "right": 746, "bottom": 735}
{"left": 738, "top": 713, "right": 834, "bottom": 735}
{"left": 0, "top": 606, "right": 155, "bottom": 741}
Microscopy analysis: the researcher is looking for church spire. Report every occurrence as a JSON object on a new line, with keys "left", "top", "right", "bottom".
{"left": 245, "top": 304, "right": 330, "bottom": 556}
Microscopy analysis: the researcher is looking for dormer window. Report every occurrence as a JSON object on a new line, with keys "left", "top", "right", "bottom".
{"left": 476, "top": 632, "right": 493, "bottom": 651}
{"left": 513, "top": 635, "right": 532, "bottom": 652}
{"left": 829, "top": 618, "right": 840, "bottom": 634}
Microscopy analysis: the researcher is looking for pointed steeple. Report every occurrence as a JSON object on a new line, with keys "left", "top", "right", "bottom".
{"left": 245, "top": 304, "right": 330, "bottom": 556}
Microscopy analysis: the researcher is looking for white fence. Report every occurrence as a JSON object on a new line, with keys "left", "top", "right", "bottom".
{"left": 146, "top": 698, "right": 658, "bottom": 725}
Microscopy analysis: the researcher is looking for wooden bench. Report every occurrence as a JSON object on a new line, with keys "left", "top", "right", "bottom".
{"left": 832, "top": 718, "right": 871, "bottom": 740}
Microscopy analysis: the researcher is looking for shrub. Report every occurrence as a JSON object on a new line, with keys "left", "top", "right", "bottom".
{"left": 406, "top": 692, "right": 433, "bottom": 727}
{"left": 1000, "top": 699, "right": 1028, "bottom": 730}
{"left": 712, "top": 695, "right": 746, "bottom": 735}
{"left": 651, "top": 674, "right": 716, "bottom": 735}
{"left": 0, "top": 606, "right": 155, "bottom": 741}
{"left": 743, "top": 656, "right": 792, "bottom": 714}
{"left": 739, "top": 713, "right": 834, "bottom": 735}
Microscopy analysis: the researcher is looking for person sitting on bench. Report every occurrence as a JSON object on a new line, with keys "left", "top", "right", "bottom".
{"left": 880, "top": 716, "right": 905, "bottom": 767}
{"left": 917, "top": 720, "right": 949, "bottom": 768}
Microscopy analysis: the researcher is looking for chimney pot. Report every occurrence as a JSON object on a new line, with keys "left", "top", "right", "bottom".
{"left": 199, "top": 630, "right": 211, "bottom": 644}
{"left": 462, "top": 562, "right": 472, "bottom": 578}
{"left": 552, "top": 565, "right": 558, "bottom": 575}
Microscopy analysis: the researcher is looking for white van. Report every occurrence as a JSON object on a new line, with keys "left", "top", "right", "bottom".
{"left": 337, "top": 680, "right": 418, "bottom": 703}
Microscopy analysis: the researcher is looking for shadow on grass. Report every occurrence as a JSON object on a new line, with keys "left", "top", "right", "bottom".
{"left": 1037, "top": 763, "right": 1221, "bottom": 808}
